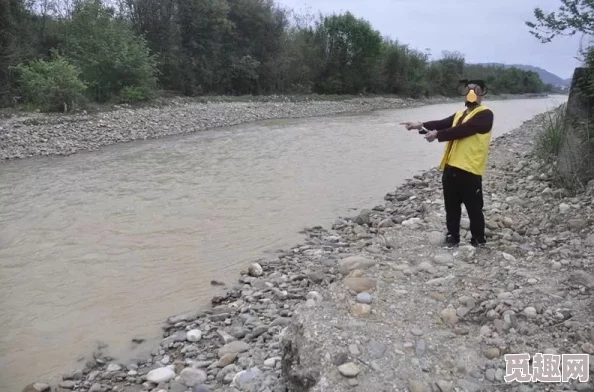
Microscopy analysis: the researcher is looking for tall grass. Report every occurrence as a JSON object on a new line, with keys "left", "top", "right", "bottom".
{"left": 534, "top": 103, "right": 594, "bottom": 191}
{"left": 534, "top": 104, "right": 568, "bottom": 159}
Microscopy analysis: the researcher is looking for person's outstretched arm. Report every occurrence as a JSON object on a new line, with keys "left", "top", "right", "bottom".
{"left": 436, "top": 110, "right": 494, "bottom": 142}
{"left": 422, "top": 114, "right": 456, "bottom": 131}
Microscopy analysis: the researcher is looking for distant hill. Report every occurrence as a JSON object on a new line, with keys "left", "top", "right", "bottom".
{"left": 476, "top": 63, "right": 571, "bottom": 87}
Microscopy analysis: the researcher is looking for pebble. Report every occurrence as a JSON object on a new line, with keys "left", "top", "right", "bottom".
{"left": 338, "top": 255, "right": 377, "bottom": 275}
{"left": 147, "top": 367, "right": 176, "bottom": 384}
{"left": 440, "top": 308, "right": 459, "bottom": 326}
{"left": 263, "top": 357, "right": 279, "bottom": 367}
{"left": 433, "top": 253, "right": 454, "bottom": 265}
{"left": 180, "top": 368, "right": 207, "bottom": 387}
{"left": 349, "top": 303, "right": 372, "bottom": 317}
{"left": 248, "top": 262, "right": 263, "bottom": 277}
{"left": 218, "top": 341, "right": 250, "bottom": 358}
{"left": 187, "top": 329, "right": 202, "bottom": 342}
{"left": 367, "top": 340, "right": 387, "bottom": 358}
{"left": 355, "top": 292, "right": 373, "bottom": 304}
{"left": 344, "top": 277, "right": 376, "bottom": 293}
{"left": 22, "top": 384, "right": 50, "bottom": 392}
{"left": 485, "top": 348, "right": 500, "bottom": 359}
{"left": 215, "top": 352, "right": 237, "bottom": 367}
{"left": 337, "top": 362, "right": 360, "bottom": 377}
{"left": 106, "top": 363, "right": 121, "bottom": 372}
{"left": 408, "top": 379, "right": 427, "bottom": 392}
{"left": 88, "top": 384, "right": 102, "bottom": 392}
{"left": 232, "top": 368, "right": 262, "bottom": 390}
{"left": 58, "top": 381, "right": 76, "bottom": 390}
{"left": 523, "top": 307, "right": 537, "bottom": 318}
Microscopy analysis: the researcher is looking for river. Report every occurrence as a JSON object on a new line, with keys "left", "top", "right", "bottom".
{"left": 0, "top": 96, "right": 566, "bottom": 390}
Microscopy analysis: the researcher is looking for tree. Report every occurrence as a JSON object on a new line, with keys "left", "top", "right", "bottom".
{"left": 525, "top": 0, "right": 594, "bottom": 43}
{"left": 315, "top": 12, "right": 383, "bottom": 94}
{"left": 61, "top": 0, "right": 158, "bottom": 102}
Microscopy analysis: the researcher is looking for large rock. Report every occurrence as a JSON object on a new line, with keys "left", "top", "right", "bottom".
{"left": 281, "top": 311, "right": 322, "bottom": 391}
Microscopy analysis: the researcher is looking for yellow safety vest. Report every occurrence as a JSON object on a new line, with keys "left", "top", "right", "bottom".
{"left": 438, "top": 105, "right": 492, "bottom": 176}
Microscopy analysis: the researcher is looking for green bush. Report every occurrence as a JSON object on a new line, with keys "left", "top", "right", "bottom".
{"left": 119, "top": 86, "right": 155, "bottom": 103}
{"left": 62, "top": 0, "right": 158, "bottom": 103}
{"left": 14, "top": 51, "right": 87, "bottom": 112}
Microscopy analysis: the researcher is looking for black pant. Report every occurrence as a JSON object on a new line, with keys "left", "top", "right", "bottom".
{"left": 442, "top": 165, "right": 485, "bottom": 243}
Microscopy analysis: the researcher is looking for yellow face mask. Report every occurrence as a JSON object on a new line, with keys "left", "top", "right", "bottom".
{"left": 466, "top": 90, "right": 478, "bottom": 103}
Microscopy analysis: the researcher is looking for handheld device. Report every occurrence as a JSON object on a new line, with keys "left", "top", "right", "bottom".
{"left": 419, "top": 126, "right": 430, "bottom": 135}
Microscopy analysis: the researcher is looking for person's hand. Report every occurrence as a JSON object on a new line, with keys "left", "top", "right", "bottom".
{"left": 425, "top": 130, "right": 438, "bottom": 142}
{"left": 400, "top": 121, "right": 422, "bottom": 131}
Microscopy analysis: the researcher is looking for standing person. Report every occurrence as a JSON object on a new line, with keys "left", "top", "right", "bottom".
{"left": 400, "top": 80, "right": 494, "bottom": 249}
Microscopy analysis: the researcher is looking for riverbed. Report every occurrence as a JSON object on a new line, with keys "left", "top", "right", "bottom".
{"left": 0, "top": 96, "right": 566, "bottom": 390}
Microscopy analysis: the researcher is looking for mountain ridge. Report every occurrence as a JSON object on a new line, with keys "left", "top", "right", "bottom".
{"left": 474, "top": 62, "right": 571, "bottom": 87}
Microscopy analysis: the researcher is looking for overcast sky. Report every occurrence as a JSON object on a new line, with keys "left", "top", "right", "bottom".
{"left": 275, "top": 0, "right": 587, "bottom": 79}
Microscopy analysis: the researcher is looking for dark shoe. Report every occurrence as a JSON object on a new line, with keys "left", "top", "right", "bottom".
{"left": 470, "top": 238, "right": 487, "bottom": 249}
{"left": 443, "top": 234, "right": 460, "bottom": 249}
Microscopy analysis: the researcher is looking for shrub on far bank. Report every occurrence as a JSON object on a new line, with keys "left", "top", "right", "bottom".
{"left": 13, "top": 52, "right": 87, "bottom": 112}
{"left": 119, "top": 86, "right": 156, "bottom": 103}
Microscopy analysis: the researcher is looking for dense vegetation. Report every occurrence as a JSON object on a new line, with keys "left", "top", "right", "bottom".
{"left": 1, "top": 0, "right": 552, "bottom": 112}
{"left": 527, "top": 0, "right": 594, "bottom": 189}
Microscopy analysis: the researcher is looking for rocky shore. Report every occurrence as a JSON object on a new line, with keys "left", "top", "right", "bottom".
{"left": 0, "top": 94, "right": 546, "bottom": 161}
{"left": 23, "top": 106, "right": 594, "bottom": 392}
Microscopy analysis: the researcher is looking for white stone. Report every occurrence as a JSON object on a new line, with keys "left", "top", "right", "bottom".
{"left": 338, "top": 362, "right": 360, "bottom": 377}
{"left": 106, "top": 363, "right": 122, "bottom": 372}
{"left": 248, "top": 262, "right": 263, "bottom": 277}
{"left": 263, "top": 357, "right": 279, "bottom": 367}
{"left": 523, "top": 307, "right": 537, "bottom": 318}
{"left": 559, "top": 203, "right": 571, "bottom": 213}
{"left": 146, "top": 367, "right": 176, "bottom": 384}
{"left": 186, "top": 329, "right": 202, "bottom": 342}
{"left": 402, "top": 217, "right": 422, "bottom": 226}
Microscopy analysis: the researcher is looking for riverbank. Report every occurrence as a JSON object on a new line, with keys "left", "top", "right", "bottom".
{"left": 21, "top": 107, "right": 594, "bottom": 392}
{"left": 0, "top": 93, "right": 549, "bottom": 161}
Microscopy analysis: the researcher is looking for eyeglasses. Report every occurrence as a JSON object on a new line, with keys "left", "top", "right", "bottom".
{"left": 456, "top": 79, "right": 488, "bottom": 96}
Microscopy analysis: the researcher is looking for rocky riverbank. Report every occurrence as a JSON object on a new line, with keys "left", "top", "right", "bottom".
{"left": 0, "top": 94, "right": 547, "bottom": 161}
{"left": 23, "top": 106, "right": 594, "bottom": 392}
